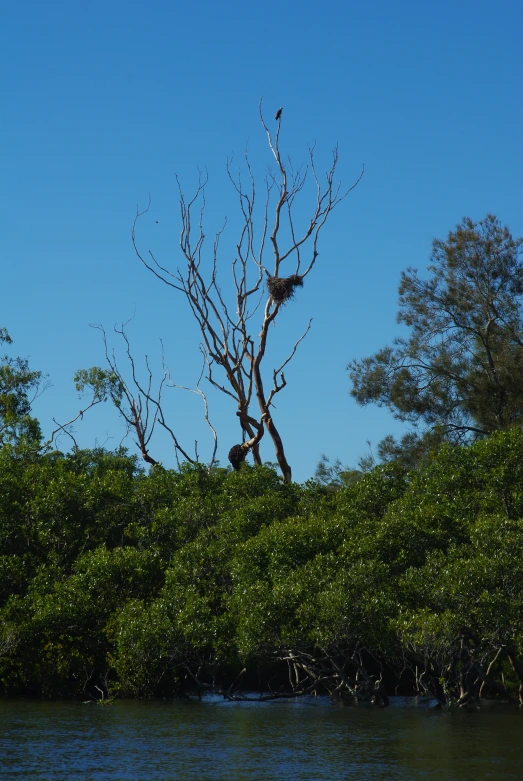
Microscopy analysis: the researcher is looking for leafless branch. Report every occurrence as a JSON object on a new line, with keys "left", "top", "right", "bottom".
{"left": 131, "top": 102, "right": 362, "bottom": 479}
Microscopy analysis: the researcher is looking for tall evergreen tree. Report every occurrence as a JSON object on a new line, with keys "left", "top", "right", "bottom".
{"left": 348, "top": 215, "right": 523, "bottom": 464}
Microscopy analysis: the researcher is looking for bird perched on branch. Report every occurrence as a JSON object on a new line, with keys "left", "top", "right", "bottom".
{"left": 275, "top": 107, "right": 283, "bottom": 120}
{"left": 228, "top": 444, "right": 248, "bottom": 471}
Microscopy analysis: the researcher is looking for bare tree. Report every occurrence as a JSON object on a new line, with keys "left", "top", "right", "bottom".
{"left": 133, "top": 102, "right": 363, "bottom": 481}
{"left": 67, "top": 321, "right": 217, "bottom": 468}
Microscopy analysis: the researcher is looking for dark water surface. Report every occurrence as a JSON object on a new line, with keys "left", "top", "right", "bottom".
{"left": 1, "top": 696, "right": 522, "bottom": 780}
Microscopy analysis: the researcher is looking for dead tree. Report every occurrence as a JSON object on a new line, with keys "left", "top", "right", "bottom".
{"left": 68, "top": 321, "right": 217, "bottom": 468}
{"left": 133, "top": 102, "right": 363, "bottom": 481}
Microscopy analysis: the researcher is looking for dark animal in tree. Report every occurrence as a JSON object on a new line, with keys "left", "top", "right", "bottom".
{"left": 228, "top": 444, "right": 248, "bottom": 471}
{"left": 275, "top": 107, "right": 283, "bottom": 120}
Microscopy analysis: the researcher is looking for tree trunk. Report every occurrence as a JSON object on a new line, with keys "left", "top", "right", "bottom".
{"left": 264, "top": 413, "right": 292, "bottom": 482}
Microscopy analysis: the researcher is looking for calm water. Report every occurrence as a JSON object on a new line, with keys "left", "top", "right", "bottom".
{"left": 1, "top": 696, "right": 522, "bottom": 780}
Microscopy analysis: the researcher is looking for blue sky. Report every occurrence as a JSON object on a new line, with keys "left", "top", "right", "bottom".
{"left": 2, "top": 0, "right": 522, "bottom": 481}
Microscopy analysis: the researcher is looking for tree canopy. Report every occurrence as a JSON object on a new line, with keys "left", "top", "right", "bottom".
{"left": 348, "top": 215, "right": 523, "bottom": 465}
{"left": 1, "top": 431, "right": 523, "bottom": 705}
{"left": 3, "top": 214, "right": 523, "bottom": 708}
{"left": 0, "top": 327, "right": 43, "bottom": 449}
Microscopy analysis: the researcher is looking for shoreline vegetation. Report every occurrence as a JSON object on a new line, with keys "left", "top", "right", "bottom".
{"left": 1, "top": 429, "right": 523, "bottom": 709}
{"left": 2, "top": 94, "right": 522, "bottom": 713}
{"left": 2, "top": 213, "right": 523, "bottom": 710}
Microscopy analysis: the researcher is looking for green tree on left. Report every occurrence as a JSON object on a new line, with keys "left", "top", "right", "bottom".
{"left": 0, "top": 327, "right": 44, "bottom": 448}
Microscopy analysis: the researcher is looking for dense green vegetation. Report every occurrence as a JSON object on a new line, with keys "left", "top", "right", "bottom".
{"left": 1, "top": 431, "right": 522, "bottom": 706}
{"left": 349, "top": 215, "right": 523, "bottom": 467}
{"left": 2, "top": 216, "right": 523, "bottom": 707}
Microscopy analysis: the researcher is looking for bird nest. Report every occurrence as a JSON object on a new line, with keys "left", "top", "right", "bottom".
{"left": 266, "top": 274, "right": 304, "bottom": 304}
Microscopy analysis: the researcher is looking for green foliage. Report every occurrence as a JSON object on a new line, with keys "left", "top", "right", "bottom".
{"left": 110, "top": 599, "right": 180, "bottom": 696}
{"left": 1, "top": 430, "right": 523, "bottom": 704}
{"left": 0, "top": 328, "right": 43, "bottom": 448}
{"left": 314, "top": 454, "right": 366, "bottom": 489}
{"left": 0, "top": 545, "right": 163, "bottom": 696}
{"left": 349, "top": 215, "right": 523, "bottom": 465}
{"left": 0, "top": 447, "right": 143, "bottom": 572}
{"left": 73, "top": 366, "right": 124, "bottom": 406}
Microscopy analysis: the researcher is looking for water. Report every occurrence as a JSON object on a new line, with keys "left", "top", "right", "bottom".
{"left": 1, "top": 697, "right": 522, "bottom": 780}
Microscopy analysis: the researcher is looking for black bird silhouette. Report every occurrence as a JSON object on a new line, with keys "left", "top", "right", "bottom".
{"left": 275, "top": 107, "right": 283, "bottom": 120}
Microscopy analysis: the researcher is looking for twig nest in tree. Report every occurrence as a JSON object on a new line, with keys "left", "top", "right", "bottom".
{"left": 266, "top": 274, "right": 304, "bottom": 304}
{"left": 228, "top": 444, "right": 248, "bottom": 471}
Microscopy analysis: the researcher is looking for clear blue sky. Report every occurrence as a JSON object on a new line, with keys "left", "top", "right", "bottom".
{"left": 2, "top": 0, "right": 522, "bottom": 481}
